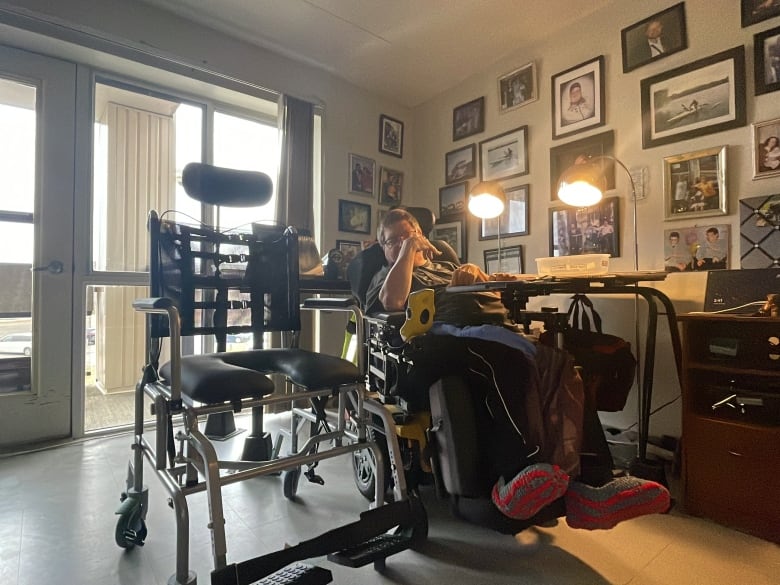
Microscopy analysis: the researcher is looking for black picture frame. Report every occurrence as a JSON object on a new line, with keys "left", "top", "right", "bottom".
{"left": 453, "top": 97, "right": 485, "bottom": 141}
{"left": 378, "top": 166, "right": 404, "bottom": 206}
{"left": 484, "top": 245, "right": 524, "bottom": 274}
{"left": 439, "top": 181, "right": 468, "bottom": 218}
{"left": 621, "top": 3, "right": 688, "bottom": 73}
{"left": 549, "top": 130, "right": 615, "bottom": 202}
{"left": 640, "top": 46, "right": 746, "bottom": 149}
{"left": 497, "top": 62, "right": 537, "bottom": 113}
{"left": 754, "top": 25, "right": 780, "bottom": 95}
{"left": 348, "top": 153, "right": 375, "bottom": 196}
{"left": 378, "top": 114, "right": 403, "bottom": 158}
{"left": 478, "top": 126, "right": 529, "bottom": 182}
{"left": 551, "top": 55, "right": 605, "bottom": 140}
{"left": 445, "top": 144, "right": 477, "bottom": 184}
{"left": 430, "top": 214, "right": 466, "bottom": 262}
{"left": 338, "top": 199, "right": 372, "bottom": 234}
{"left": 549, "top": 197, "right": 620, "bottom": 257}
{"left": 335, "top": 239, "right": 362, "bottom": 267}
{"left": 741, "top": 0, "right": 780, "bottom": 27}
{"left": 479, "top": 184, "right": 529, "bottom": 240}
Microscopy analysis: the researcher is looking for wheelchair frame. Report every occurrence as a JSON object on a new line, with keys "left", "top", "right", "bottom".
{"left": 117, "top": 212, "right": 427, "bottom": 585}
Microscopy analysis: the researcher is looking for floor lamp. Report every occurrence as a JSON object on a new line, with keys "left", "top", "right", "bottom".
{"left": 468, "top": 181, "right": 506, "bottom": 266}
{"left": 557, "top": 157, "right": 665, "bottom": 483}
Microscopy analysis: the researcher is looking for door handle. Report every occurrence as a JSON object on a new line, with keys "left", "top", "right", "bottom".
{"left": 31, "top": 260, "right": 64, "bottom": 274}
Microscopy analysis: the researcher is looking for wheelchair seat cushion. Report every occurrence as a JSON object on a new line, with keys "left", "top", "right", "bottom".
{"left": 228, "top": 348, "right": 362, "bottom": 388}
{"left": 161, "top": 354, "right": 276, "bottom": 404}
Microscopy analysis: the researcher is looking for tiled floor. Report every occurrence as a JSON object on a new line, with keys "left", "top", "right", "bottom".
{"left": 1, "top": 418, "right": 778, "bottom": 585}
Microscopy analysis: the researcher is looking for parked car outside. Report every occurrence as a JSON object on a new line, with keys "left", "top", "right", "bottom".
{"left": 0, "top": 332, "right": 33, "bottom": 356}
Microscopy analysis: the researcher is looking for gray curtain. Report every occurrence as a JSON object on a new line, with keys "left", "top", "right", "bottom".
{"left": 276, "top": 95, "right": 314, "bottom": 231}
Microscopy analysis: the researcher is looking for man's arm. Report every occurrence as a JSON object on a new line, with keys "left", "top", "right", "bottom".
{"left": 378, "top": 235, "right": 440, "bottom": 311}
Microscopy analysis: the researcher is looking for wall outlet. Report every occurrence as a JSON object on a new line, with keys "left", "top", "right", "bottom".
{"left": 630, "top": 166, "right": 647, "bottom": 200}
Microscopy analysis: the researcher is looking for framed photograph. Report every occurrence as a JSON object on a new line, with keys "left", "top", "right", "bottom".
{"left": 549, "top": 130, "right": 615, "bottom": 202}
{"left": 479, "top": 126, "right": 529, "bottom": 182}
{"left": 739, "top": 193, "right": 780, "bottom": 268}
{"left": 453, "top": 97, "right": 485, "bottom": 141}
{"left": 640, "top": 46, "right": 746, "bottom": 149}
{"left": 742, "top": 0, "right": 780, "bottom": 27}
{"left": 378, "top": 166, "right": 404, "bottom": 206}
{"left": 445, "top": 144, "right": 477, "bottom": 184}
{"left": 664, "top": 224, "right": 730, "bottom": 272}
{"left": 338, "top": 199, "right": 372, "bottom": 234}
{"left": 754, "top": 26, "right": 780, "bottom": 95}
{"left": 621, "top": 3, "right": 687, "bottom": 73}
{"left": 336, "top": 239, "right": 362, "bottom": 267}
{"left": 498, "top": 62, "right": 537, "bottom": 113}
{"left": 549, "top": 197, "right": 620, "bottom": 257}
{"left": 752, "top": 118, "right": 780, "bottom": 179}
{"left": 551, "top": 55, "right": 605, "bottom": 139}
{"left": 378, "top": 114, "right": 403, "bottom": 158}
{"left": 348, "top": 153, "right": 375, "bottom": 196}
{"left": 439, "top": 181, "right": 468, "bottom": 218}
{"left": 484, "top": 245, "right": 524, "bottom": 274}
{"left": 663, "top": 146, "right": 727, "bottom": 221}
{"left": 430, "top": 215, "right": 466, "bottom": 262}
{"left": 479, "top": 184, "right": 530, "bottom": 240}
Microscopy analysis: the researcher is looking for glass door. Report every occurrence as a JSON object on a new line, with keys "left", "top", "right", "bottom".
{"left": 0, "top": 46, "right": 76, "bottom": 448}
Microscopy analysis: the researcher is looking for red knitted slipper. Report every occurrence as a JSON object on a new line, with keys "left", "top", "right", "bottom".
{"left": 565, "top": 476, "right": 671, "bottom": 530}
{"left": 492, "top": 463, "right": 570, "bottom": 520}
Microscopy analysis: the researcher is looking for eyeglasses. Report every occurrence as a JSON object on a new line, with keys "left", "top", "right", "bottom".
{"left": 381, "top": 230, "right": 418, "bottom": 249}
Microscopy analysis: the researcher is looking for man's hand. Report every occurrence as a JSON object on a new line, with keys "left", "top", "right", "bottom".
{"left": 399, "top": 233, "right": 440, "bottom": 261}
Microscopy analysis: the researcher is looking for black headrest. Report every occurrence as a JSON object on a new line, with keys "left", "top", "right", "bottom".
{"left": 403, "top": 206, "right": 435, "bottom": 236}
{"left": 182, "top": 163, "right": 273, "bottom": 207}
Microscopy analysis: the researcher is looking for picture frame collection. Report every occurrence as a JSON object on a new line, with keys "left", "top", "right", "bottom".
{"left": 339, "top": 2, "right": 780, "bottom": 274}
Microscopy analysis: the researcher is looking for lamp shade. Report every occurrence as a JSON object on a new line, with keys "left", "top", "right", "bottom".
{"left": 468, "top": 181, "right": 506, "bottom": 219}
{"left": 556, "top": 158, "right": 608, "bottom": 207}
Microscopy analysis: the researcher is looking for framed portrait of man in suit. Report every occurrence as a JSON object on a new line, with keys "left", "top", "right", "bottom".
{"left": 621, "top": 3, "right": 688, "bottom": 73}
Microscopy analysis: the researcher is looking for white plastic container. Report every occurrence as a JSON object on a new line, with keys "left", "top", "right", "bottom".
{"left": 535, "top": 254, "right": 610, "bottom": 277}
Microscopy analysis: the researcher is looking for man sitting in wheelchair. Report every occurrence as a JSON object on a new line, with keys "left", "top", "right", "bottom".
{"left": 365, "top": 207, "right": 670, "bottom": 530}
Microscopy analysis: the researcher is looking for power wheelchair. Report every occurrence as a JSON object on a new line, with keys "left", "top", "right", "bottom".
{"left": 336, "top": 208, "right": 616, "bottom": 535}
{"left": 114, "top": 164, "right": 427, "bottom": 585}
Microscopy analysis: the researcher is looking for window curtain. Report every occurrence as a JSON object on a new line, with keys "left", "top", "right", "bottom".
{"left": 276, "top": 95, "right": 314, "bottom": 231}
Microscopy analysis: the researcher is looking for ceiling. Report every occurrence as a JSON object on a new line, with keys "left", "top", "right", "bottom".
{"left": 139, "top": 0, "right": 615, "bottom": 107}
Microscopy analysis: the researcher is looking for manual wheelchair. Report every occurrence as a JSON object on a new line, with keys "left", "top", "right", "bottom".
{"left": 114, "top": 164, "right": 427, "bottom": 585}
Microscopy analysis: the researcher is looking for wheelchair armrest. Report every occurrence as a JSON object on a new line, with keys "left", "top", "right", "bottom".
{"left": 301, "top": 297, "right": 359, "bottom": 311}
{"left": 132, "top": 296, "right": 182, "bottom": 402}
{"left": 367, "top": 312, "right": 406, "bottom": 328}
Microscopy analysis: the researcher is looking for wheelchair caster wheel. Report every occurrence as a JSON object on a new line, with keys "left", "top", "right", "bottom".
{"left": 283, "top": 468, "right": 301, "bottom": 499}
{"left": 352, "top": 428, "right": 391, "bottom": 501}
{"left": 115, "top": 496, "right": 147, "bottom": 549}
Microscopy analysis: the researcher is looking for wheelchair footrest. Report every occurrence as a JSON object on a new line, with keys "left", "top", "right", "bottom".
{"left": 251, "top": 563, "right": 332, "bottom": 585}
{"left": 327, "top": 533, "right": 411, "bottom": 568}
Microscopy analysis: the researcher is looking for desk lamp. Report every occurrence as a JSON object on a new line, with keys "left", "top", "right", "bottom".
{"left": 469, "top": 181, "right": 506, "bottom": 266}
{"left": 557, "top": 157, "right": 665, "bottom": 484}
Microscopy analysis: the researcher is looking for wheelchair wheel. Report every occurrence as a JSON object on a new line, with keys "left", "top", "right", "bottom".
{"left": 352, "top": 427, "right": 391, "bottom": 501}
{"left": 283, "top": 467, "right": 301, "bottom": 499}
{"left": 115, "top": 495, "right": 147, "bottom": 549}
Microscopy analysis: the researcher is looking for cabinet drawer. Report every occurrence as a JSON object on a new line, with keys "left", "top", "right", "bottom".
{"left": 684, "top": 417, "right": 780, "bottom": 530}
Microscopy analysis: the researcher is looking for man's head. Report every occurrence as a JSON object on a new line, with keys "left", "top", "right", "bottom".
{"left": 669, "top": 231, "right": 680, "bottom": 245}
{"left": 706, "top": 227, "right": 719, "bottom": 241}
{"left": 646, "top": 19, "right": 663, "bottom": 40}
{"left": 378, "top": 208, "right": 424, "bottom": 266}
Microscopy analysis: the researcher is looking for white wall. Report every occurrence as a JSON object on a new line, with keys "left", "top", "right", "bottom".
{"left": 412, "top": 0, "right": 780, "bottom": 437}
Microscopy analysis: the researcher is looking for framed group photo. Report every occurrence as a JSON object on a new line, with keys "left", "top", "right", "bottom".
{"left": 484, "top": 245, "right": 524, "bottom": 275}
{"left": 378, "top": 114, "right": 404, "bottom": 158}
{"left": 551, "top": 55, "right": 605, "bottom": 139}
{"left": 378, "top": 166, "right": 404, "bottom": 206}
{"left": 497, "top": 62, "right": 537, "bottom": 113}
{"left": 621, "top": 3, "right": 687, "bottom": 73}
{"left": 430, "top": 214, "right": 466, "bottom": 262}
{"left": 741, "top": 0, "right": 780, "bottom": 27}
{"left": 348, "top": 153, "right": 375, "bottom": 196}
{"left": 452, "top": 97, "right": 485, "bottom": 141}
{"left": 439, "top": 181, "right": 468, "bottom": 218}
{"left": 662, "top": 146, "right": 727, "bottom": 220}
{"left": 549, "top": 130, "right": 615, "bottom": 201}
{"left": 479, "top": 184, "right": 529, "bottom": 240}
{"left": 549, "top": 197, "right": 620, "bottom": 257}
{"left": 338, "top": 199, "right": 372, "bottom": 235}
{"left": 479, "top": 126, "right": 529, "bottom": 182}
{"left": 752, "top": 117, "right": 780, "bottom": 179}
{"left": 640, "top": 46, "right": 746, "bottom": 149}
{"left": 445, "top": 144, "right": 477, "bottom": 184}
{"left": 754, "top": 25, "right": 780, "bottom": 96}
{"left": 663, "top": 224, "right": 730, "bottom": 272}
